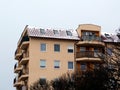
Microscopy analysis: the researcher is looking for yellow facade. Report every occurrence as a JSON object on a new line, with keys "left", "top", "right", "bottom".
{"left": 14, "top": 27, "right": 77, "bottom": 90}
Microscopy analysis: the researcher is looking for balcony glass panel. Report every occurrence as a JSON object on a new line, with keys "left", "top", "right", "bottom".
{"left": 76, "top": 51, "right": 102, "bottom": 58}
{"left": 81, "top": 35, "right": 101, "bottom": 41}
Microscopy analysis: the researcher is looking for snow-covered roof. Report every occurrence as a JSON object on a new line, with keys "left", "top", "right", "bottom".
{"left": 19, "top": 25, "right": 120, "bottom": 44}
{"left": 101, "top": 32, "right": 120, "bottom": 42}
{"left": 26, "top": 26, "right": 80, "bottom": 40}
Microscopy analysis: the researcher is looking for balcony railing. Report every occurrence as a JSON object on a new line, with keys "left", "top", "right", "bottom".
{"left": 19, "top": 54, "right": 23, "bottom": 61}
{"left": 15, "top": 49, "right": 22, "bottom": 60}
{"left": 75, "top": 70, "right": 87, "bottom": 77}
{"left": 23, "top": 51, "right": 29, "bottom": 58}
{"left": 81, "top": 35, "right": 101, "bottom": 41}
{"left": 14, "top": 63, "right": 23, "bottom": 73}
{"left": 19, "top": 68, "right": 29, "bottom": 77}
{"left": 15, "top": 49, "right": 22, "bottom": 55}
{"left": 19, "top": 52, "right": 29, "bottom": 61}
{"left": 20, "top": 36, "right": 29, "bottom": 50}
{"left": 76, "top": 51, "right": 102, "bottom": 58}
{"left": 20, "top": 36, "right": 29, "bottom": 45}
{"left": 13, "top": 76, "right": 24, "bottom": 87}
{"left": 19, "top": 52, "right": 29, "bottom": 65}
{"left": 19, "top": 67, "right": 29, "bottom": 80}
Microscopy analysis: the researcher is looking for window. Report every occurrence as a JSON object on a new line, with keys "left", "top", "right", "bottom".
{"left": 81, "top": 63, "right": 86, "bottom": 71}
{"left": 68, "top": 45, "right": 74, "bottom": 53}
{"left": 82, "top": 31, "right": 96, "bottom": 41}
{"left": 82, "top": 32, "right": 86, "bottom": 36}
{"left": 40, "top": 43, "right": 46, "bottom": 51}
{"left": 68, "top": 61, "right": 73, "bottom": 69}
{"left": 82, "top": 31, "right": 95, "bottom": 36}
{"left": 94, "top": 48, "right": 99, "bottom": 57}
{"left": 54, "top": 60, "right": 60, "bottom": 68}
{"left": 53, "top": 30, "right": 59, "bottom": 35}
{"left": 80, "top": 47, "right": 86, "bottom": 51}
{"left": 40, "top": 60, "right": 46, "bottom": 68}
{"left": 105, "top": 33, "right": 110, "bottom": 37}
{"left": 94, "top": 64, "right": 100, "bottom": 69}
{"left": 66, "top": 31, "right": 72, "bottom": 36}
{"left": 107, "top": 48, "right": 112, "bottom": 55}
{"left": 40, "top": 29, "right": 45, "bottom": 34}
{"left": 54, "top": 44, "right": 60, "bottom": 52}
{"left": 40, "top": 78, "right": 46, "bottom": 85}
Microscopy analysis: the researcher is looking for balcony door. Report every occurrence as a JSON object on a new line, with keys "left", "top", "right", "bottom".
{"left": 94, "top": 48, "right": 99, "bottom": 57}
{"left": 80, "top": 47, "right": 86, "bottom": 51}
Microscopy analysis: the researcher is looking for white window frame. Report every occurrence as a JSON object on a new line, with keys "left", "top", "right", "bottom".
{"left": 80, "top": 63, "right": 86, "bottom": 71}
{"left": 40, "top": 60, "right": 46, "bottom": 68}
{"left": 40, "top": 43, "right": 46, "bottom": 52}
{"left": 68, "top": 45, "right": 74, "bottom": 53}
{"left": 40, "top": 29, "right": 45, "bottom": 34}
{"left": 80, "top": 47, "right": 86, "bottom": 51}
{"left": 68, "top": 61, "right": 74, "bottom": 70}
{"left": 66, "top": 31, "right": 72, "bottom": 36}
{"left": 54, "top": 60, "right": 60, "bottom": 69}
{"left": 53, "top": 30, "right": 59, "bottom": 35}
{"left": 54, "top": 44, "right": 60, "bottom": 52}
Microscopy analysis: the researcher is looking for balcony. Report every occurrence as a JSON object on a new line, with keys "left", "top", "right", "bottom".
{"left": 76, "top": 70, "right": 86, "bottom": 76}
{"left": 19, "top": 68, "right": 29, "bottom": 81}
{"left": 13, "top": 77, "right": 24, "bottom": 87}
{"left": 77, "top": 35, "right": 105, "bottom": 47}
{"left": 20, "top": 36, "right": 29, "bottom": 50}
{"left": 14, "top": 63, "right": 23, "bottom": 73}
{"left": 15, "top": 49, "right": 22, "bottom": 60}
{"left": 76, "top": 51, "right": 103, "bottom": 62}
{"left": 20, "top": 41, "right": 29, "bottom": 50}
{"left": 20, "top": 52, "right": 29, "bottom": 65}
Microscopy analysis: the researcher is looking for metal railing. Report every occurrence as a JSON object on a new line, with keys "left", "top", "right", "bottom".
{"left": 76, "top": 51, "right": 102, "bottom": 58}
{"left": 15, "top": 48, "right": 22, "bottom": 56}
{"left": 23, "top": 51, "right": 29, "bottom": 58}
{"left": 19, "top": 54, "right": 23, "bottom": 61}
{"left": 20, "top": 36, "right": 29, "bottom": 45}
{"left": 81, "top": 35, "right": 101, "bottom": 41}
{"left": 19, "top": 51, "right": 29, "bottom": 61}
{"left": 18, "top": 67, "right": 29, "bottom": 78}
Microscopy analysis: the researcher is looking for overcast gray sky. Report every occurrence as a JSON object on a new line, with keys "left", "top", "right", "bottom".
{"left": 0, "top": 0, "right": 120, "bottom": 90}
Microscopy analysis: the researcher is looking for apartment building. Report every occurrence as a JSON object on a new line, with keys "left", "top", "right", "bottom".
{"left": 14, "top": 24, "right": 114, "bottom": 90}
{"left": 13, "top": 25, "right": 79, "bottom": 90}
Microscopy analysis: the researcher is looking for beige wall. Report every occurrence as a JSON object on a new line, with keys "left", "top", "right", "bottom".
{"left": 28, "top": 37, "right": 76, "bottom": 86}
{"left": 77, "top": 24, "right": 101, "bottom": 37}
